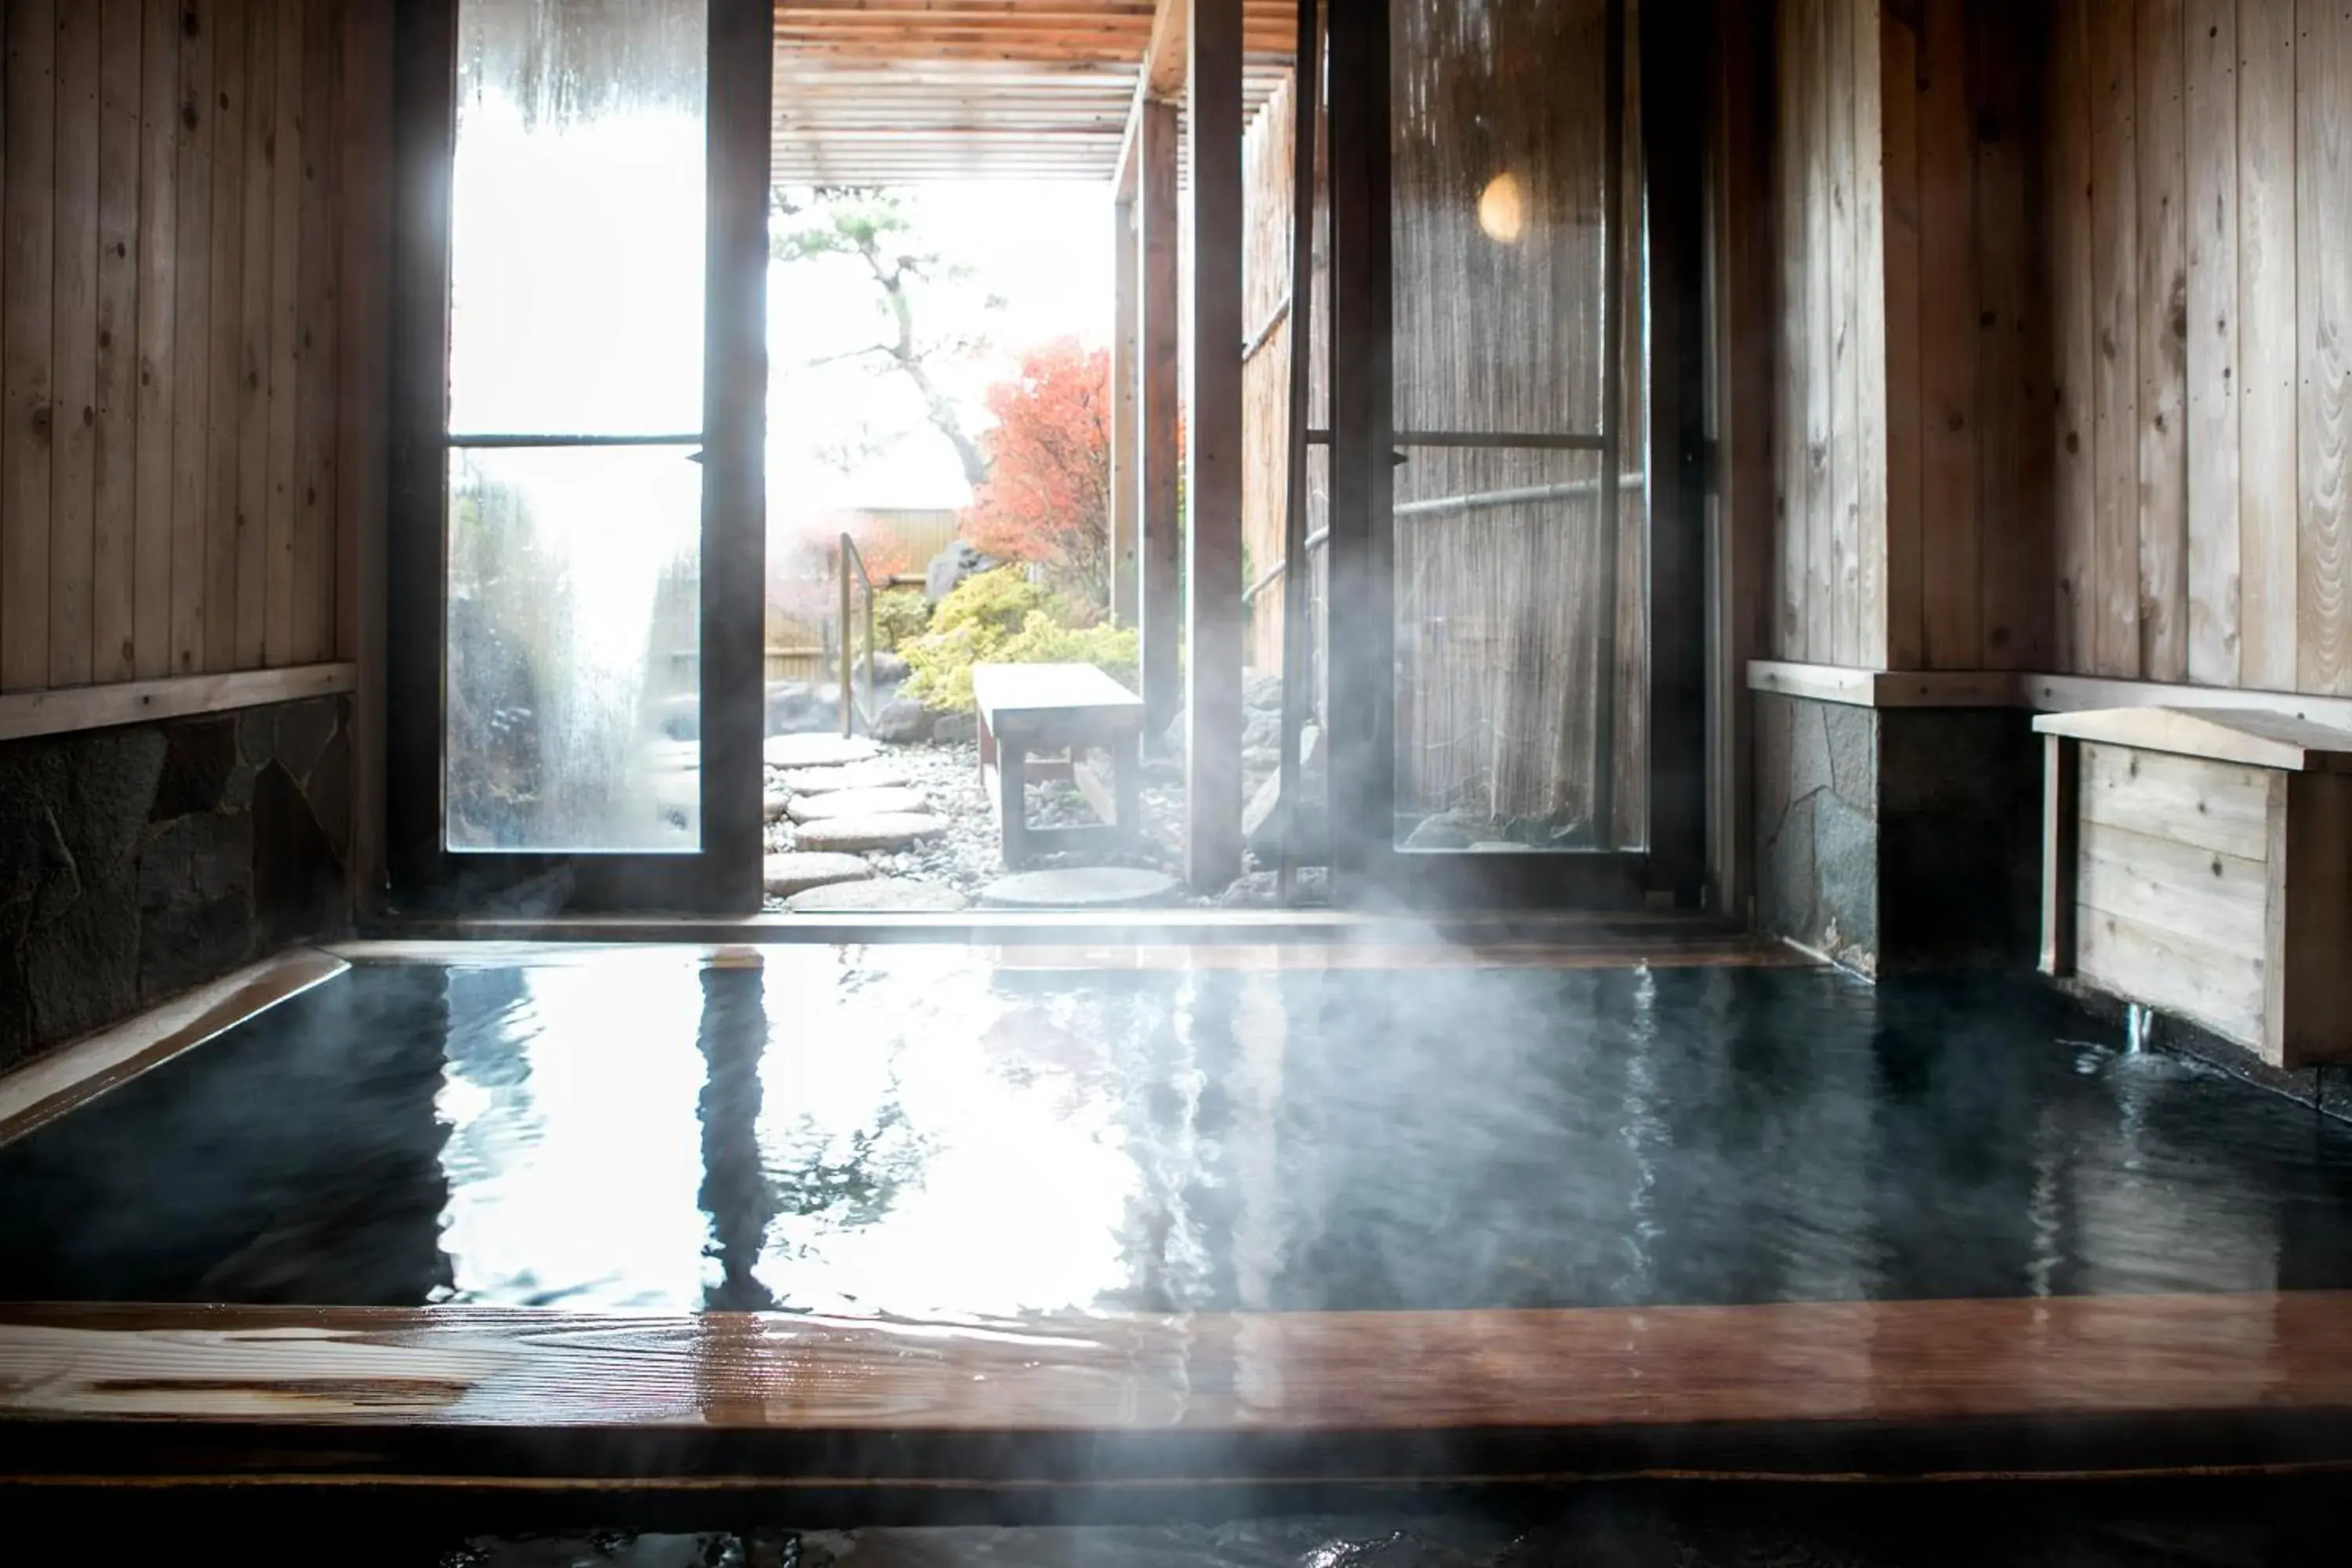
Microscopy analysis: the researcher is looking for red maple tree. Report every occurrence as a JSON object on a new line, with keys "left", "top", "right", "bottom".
{"left": 961, "top": 339, "right": 1111, "bottom": 600}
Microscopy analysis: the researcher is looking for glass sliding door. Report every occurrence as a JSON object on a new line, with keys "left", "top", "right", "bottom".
{"left": 1325, "top": 0, "right": 1702, "bottom": 909}
{"left": 445, "top": 0, "right": 706, "bottom": 855}
{"left": 389, "top": 0, "right": 768, "bottom": 910}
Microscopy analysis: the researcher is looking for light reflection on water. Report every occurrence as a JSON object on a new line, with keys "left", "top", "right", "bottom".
{"left": 6, "top": 950, "right": 2352, "bottom": 1313}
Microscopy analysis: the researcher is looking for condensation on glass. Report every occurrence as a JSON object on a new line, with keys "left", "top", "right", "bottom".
{"left": 444, "top": 0, "right": 708, "bottom": 852}
{"left": 1389, "top": 0, "right": 1647, "bottom": 853}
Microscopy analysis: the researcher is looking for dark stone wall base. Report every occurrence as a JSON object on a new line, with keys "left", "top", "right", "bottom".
{"left": 0, "top": 696, "right": 354, "bottom": 1071}
{"left": 1755, "top": 692, "right": 2038, "bottom": 977}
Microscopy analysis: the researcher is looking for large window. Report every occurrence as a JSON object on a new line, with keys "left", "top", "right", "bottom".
{"left": 443, "top": 0, "right": 709, "bottom": 851}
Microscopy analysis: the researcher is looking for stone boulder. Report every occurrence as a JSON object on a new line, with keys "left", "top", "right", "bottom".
{"left": 930, "top": 712, "right": 978, "bottom": 746}
{"left": 871, "top": 697, "right": 932, "bottom": 745}
{"left": 924, "top": 540, "right": 993, "bottom": 602}
{"left": 1243, "top": 724, "right": 1327, "bottom": 862}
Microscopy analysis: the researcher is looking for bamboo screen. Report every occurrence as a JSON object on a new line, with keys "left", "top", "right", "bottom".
{"left": 1240, "top": 75, "right": 1332, "bottom": 697}
{"left": 1389, "top": 0, "right": 1646, "bottom": 849}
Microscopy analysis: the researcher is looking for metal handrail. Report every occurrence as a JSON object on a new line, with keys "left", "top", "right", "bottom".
{"left": 838, "top": 532, "right": 880, "bottom": 739}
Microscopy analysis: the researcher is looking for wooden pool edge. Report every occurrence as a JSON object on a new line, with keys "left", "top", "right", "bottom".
{"left": 5, "top": 1294, "right": 2352, "bottom": 1504}
{"left": 0, "top": 949, "right": 350, "bottom": 1150}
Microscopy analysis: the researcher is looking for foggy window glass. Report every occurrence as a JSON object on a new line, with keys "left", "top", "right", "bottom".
{"left": 446, "top": 447, "right": 703, "bottom": 851}
{"left": 448, "top": 0, "right": 707, "bottom": 437}
{"left": 1388, "top": 0, "right": 1647, "bottom": 854}
{"left": 442, "top": 0, "right": 708, "bottom": 854}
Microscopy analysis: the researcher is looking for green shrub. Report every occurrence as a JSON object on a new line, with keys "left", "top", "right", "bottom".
{"left": 902, "top": 569, "right": 1138, "bottom": 714}
{"left": 872, "top": 588, "right": 931, "bottom": 652}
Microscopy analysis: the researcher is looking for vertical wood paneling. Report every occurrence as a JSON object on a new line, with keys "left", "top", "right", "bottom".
{"left": 1918, "top": 0, "right": 1981, "bottom": 667}
{"left": 4, "top": 0, "right": 59, "bottom": 692}
{"left": 2089, "top": 0, "right": 2143, "bottom": 677}
{"left": 49, "top": 0, "right": 100, "bottom": 688}
{"left": 171, "top": 0, "right": 215, "bottom": 674}
{"left": 2239, "top": 0, "right": 2298, "bottom": 690}
{"left": 1824, "top": 0, "right": 1861, "bottom": 667}
{"left": 1775, "top": 0, "right": 1809, "bottom": 659}
{"left": 2298, "top": 0, "right": 2352, "bottom": 695}
{"left": 130, "top": 0, "right": 177, "bottom": 679}
{"left": 1852, "top": 0, "right": 1890, "bottom": 668}
{"left": 1802, "top": 0, "right": 1835, "bottom": 661}
{"left": 203, "top": 0, "right": 245, "bottom": 673}
{"left": 233, "top": 0, "right": 273, "bottom": 669}
{"left": 292, "top": 0, "right": 335, "bottom": 664}
{"left": 336, "top": 0, "right": 384, "bottom": 666}
{"left": 264, "top": 0, "right": 300, "bottom": 664}
{"left": 1971, "top": 0, "right": 2036, "bottom": 668}
{"left": 92, "top": 0, "right": 143, "bottom": 684}
{"left": 2185, "top": 0, "right": 2241, "bottom": 686}
{"left": 1880, "top": 0, "right": 1924, "bottom": 669}
{"left": 2136, "top": 0, "right": 2189, "bottom": 682}
{"left": 2050, "top": 0, "right": 2096, "bottom": 672}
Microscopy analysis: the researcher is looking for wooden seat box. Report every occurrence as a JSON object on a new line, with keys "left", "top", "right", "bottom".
{"left": 2036, "top": 708, "right": 2352, "bottom": 1068}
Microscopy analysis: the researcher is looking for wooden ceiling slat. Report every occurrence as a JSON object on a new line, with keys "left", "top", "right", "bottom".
{"left": 769, "top": 0, "right": 1294, "bottom": 182}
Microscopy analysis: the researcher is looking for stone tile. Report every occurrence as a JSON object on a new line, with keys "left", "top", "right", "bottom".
{"left": 1824, "top": 702, "right": 1878, "bottom": 816}
{"left": 151, "top": 717, "right": 238, "bottom": 821}
{"left": 761, "top": 851, "right": 873, "bottom": 899}
{"left": 762, "top": 734, "right": 883, "bottom": 769}
{"left": 1759, "top": 778, "right": 1817, "bottom": 948}
{"left": 253, "top": 760, "right": 346, "bottom": 946}
{"left": 978, "top": 867, "right": 1183, "bottom": 909}
{"left": 271, "top": 697, "right": 340, "bottom": 780}
{"left": 793, "top": 813, "right": 949, "bottom": 853}
{"left": 783, "top": 877, "right": 969, "bottom": 912}
{"left": 787, "top": 786, "right": 930, "bottom": 823}
{"left": 1813, "top": 791, "right": 1879, "bottom": 972}
{"left": 777, "top": 761, "right": 913, "bottom": 795}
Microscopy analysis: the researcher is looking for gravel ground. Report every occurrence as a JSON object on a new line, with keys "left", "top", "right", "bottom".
{"left": 761, "top": 739, "right": 1205, "bottom": 909}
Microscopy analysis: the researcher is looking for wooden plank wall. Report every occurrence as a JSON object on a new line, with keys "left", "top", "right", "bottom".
{"left": 1771, "top": 0, "right": 2050, "bottom": 673}
{"left": 2044, "top": 0, "right": 2352, "bottom": 695}
{"left": 1, "top": 0, "right": 389, "bottom": 699}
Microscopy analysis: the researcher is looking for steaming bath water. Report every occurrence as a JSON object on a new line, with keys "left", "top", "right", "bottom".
{"left": 4, "top": 948, "right": 2350, "bottom": 1309}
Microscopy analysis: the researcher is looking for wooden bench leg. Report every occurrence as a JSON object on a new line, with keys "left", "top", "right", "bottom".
{"left": 1114, "top": 730, "right": 1142, "bottom": 835}
{"left": 999, "top": 738, "right": 1029, "bottom": 868}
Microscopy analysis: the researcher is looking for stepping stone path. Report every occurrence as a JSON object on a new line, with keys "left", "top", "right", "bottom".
{"left": 787, "top": 786, "right": 931, "bottom": 824}
{"left": 763, "top": 788, "right": 792, "bottom": 822}
{"left": 784, "top": 878, "right": 970, "bottom": 913}
{"left": 779, "top": 761, "right": 911, "bottom": 795}
{"left": 793, "top": 813, "right": 948, "bottom": 853}
{"left": 761, "top": 851, "right": 873, "bottom": 900}
{"left": 976, "top": 866, "right": 1185, "bottom": 910}
{"left": 761, "top": 733, "right": 882, "bottom": 769}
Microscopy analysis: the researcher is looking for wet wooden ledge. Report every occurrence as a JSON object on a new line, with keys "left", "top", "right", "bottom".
{"left": 0, "top": 949, "right": 349, "bottom": 1149}
{"left": 5, "top": 1293, "right": 2352, "bottom": 1500}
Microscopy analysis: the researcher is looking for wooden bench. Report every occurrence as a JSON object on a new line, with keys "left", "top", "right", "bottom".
{"left": 972, "top": 662, "right": 1147, "bottom": 868}
{"left": 2035, "top": 706, "right": 2352, "bottom": 1067}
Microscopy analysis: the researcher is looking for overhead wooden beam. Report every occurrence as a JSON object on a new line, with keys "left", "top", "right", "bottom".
{"left": 1112, "top": 0, "right": 1191, "bottom": 198}
{"left": 1184, "top": 0, "right": 1245, "bottom": 891}
{"left": 1110, "top": 198, "right": 1141, "bottom": 625}
{"left": 1137, "top": 100, "right": 1181, "bottom": 742}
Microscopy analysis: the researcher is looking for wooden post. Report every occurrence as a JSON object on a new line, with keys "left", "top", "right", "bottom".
{"left": 1185, "top": 0, "right": 1245, "bottom": 891}
{"left": 2039, "top": 733, "right": 2079, "bottom": 976}
{"left": 1110, "top": 198, "right": 1140, "bottom": 626}
{"left": 1138, "top": 100, "right": 1181, "bottom": 742}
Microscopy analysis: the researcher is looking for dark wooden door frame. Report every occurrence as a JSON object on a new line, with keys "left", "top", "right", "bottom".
{"left": 1324, "top": 0, "right": 1709, "bottom": 913}
{"left": 384, "top": 0, "right": 770, "bottom": 915}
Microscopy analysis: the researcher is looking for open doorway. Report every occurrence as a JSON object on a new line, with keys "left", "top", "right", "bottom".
{"left": 757, "top": 180, "right": 1196, "bottom": 914}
